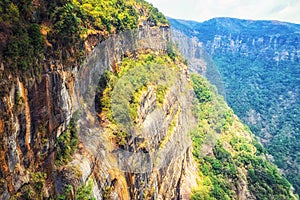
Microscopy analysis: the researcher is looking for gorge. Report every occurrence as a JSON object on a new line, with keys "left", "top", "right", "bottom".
{"left": 170, "top": 17, "right": 300, "bottom": 196}
{"left": 0, "top": 1, "right": 298, "bottom": 199}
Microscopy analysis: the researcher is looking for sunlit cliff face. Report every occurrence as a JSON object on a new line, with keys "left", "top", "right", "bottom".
{"left": 0, "top": 23, "right": 196, "bottom": 199}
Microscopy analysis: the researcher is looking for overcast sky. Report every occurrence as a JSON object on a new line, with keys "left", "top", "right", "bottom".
{"left": 147, "top": 0, "right": 300, "bottom": 24}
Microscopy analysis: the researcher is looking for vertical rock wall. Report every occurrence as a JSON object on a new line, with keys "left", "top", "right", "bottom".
{"left": 0, "top": 24, "right": 195, "bottom": 199}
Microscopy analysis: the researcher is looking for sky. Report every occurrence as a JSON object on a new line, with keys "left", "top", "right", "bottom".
{"left": 146, "top": 0, "right": 300, "bottom": 24}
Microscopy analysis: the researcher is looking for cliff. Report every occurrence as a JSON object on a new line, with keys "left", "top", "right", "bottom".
{"left": 0, "top": 23, "right": 189, "bottom": 200}
{"left": 170, "top": 17, "right": 300, "bottom": 62}
{"left": 0, "top": 1, "right": 298, "bottom": 199}
{"left": 0, "top": 0, "right": 200, "bottom": 199}
{"left": 171, "top": 29, "right": 226, "bottom": 98}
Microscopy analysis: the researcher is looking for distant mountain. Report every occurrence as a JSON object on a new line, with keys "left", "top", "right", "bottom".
{"left": 170, "top": 17, "right": 300, "bottom": 61}
{"left": 170, "top": 17, "right": 300, "bottom": 195}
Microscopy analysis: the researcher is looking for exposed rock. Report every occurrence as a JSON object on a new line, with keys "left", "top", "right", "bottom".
{"left": 0, "top": 23, "right": 195, "bottom": 199}
{"left": 0, "top": 62, "right": 4, "bottom": 71}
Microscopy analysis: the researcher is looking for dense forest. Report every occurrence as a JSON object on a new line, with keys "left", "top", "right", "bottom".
{"left": 0, "top": 0, "right": 168, "bottom": 74}
{"left": 191, "top": 74, "right": 295, "bottom": 199}
{"left": 170, "top": 17, "right": 300, "bottom": 196}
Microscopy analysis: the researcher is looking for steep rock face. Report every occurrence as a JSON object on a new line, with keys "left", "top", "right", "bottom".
{"left": 75, "top": 25, "right": 171, "bottom": 102}
{"left": 71, "top": 47, "right": 195, "bottom": 199}
{"left": 0, "top": 22, "right": 195, "bottom": 199}
{"left": 170, "top": 18, "right": 300, "bottom": 62}
{"left": 171, "top": 29, "right": 226, "bottom": 98}
{"left": 171, "top": 29, "right": 207, "bottom": 74}
{"left": 0, "top": 63, "right": 77, "bottom": 198}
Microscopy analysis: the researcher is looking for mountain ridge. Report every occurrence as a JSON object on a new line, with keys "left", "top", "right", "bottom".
{"left": 168, "top": 16, "right": 300, "bottom": 29}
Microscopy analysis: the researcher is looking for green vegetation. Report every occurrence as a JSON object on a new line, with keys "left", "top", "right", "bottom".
{"left": 97, "top": 51, "right": 180, "bottom": 147}
{"left": 159, "top": 107, "right": 180, "bottom": 149}
{"left": 72, "top": 0, "right": 138, "bottom": 32}
{"left": 50, "top": 3, "right": 84, "bottom": 47}
{"left": 190, "top": 74, "right": 295, "bottom": 200}
{"left": 0, "top": 1, "right": 44, "bottom": 71}
{"left": 55, "top": 117, "right": 78, "bottom": 165}
{"left": 145, "top": 4, "right": 169, "bottom": 26}
{"left": 213, "top": 53, "right": 300, "bottom": 195}
{"left": 58, "top": 180, "right": 95, "bottom": 200}
{"left": 167, "top": 41, "right": 177, "bottom": 61}
{"left": 170, "top": 17, "right": 300, "bottom": 196}
{"left": 156, "top": 84, "right": 168, "bottom": 104}
{"left": 10, "top": 172, "right": 47, "bottom": 199}
{"left": 0, "top": 0, "right": 168, "bottom": 74}
{"left": 72, "top": 0, "right": 168, "bottom": 33}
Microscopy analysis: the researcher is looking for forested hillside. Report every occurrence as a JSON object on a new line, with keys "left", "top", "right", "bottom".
{"left": 190, "top": 74, "right": 295, "bottom": 200}
{"left": 170, "top": 17, "right": 300, "bottom": 195}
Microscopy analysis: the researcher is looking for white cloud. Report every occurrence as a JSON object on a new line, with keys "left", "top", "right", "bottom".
{"left": 146, "top": 0, "right": 300, "bottom": 24}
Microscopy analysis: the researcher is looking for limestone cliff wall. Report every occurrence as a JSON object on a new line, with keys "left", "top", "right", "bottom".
{"left": 0, "top": 24, "right": 195, "bottom": 199}
{"left": 171, "top": 29, "right": 226, "bottom": 98}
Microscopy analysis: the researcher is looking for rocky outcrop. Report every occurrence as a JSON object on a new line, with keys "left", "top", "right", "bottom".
{"left": 68, "top": 25, "right": 195, "bottom": 199}
{"left": 170, "top": 17, "right": 300, "bottom": 63}
{"left": 205, "top": 33, "right": 300, "bottom": 63}
{"left": 171, "top": 29, "right": 226, "bottom": 98}
{"left": 171, "top": 29, "right": 207, "bottom": 74}
{"left": 75, "top": 24, "right": 171, "bottom": 106}
{"left": 0, "top": 23, "right": 195, "bottom": 199}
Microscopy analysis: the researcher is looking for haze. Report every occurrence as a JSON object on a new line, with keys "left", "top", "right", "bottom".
{"left": 147, "top": 0, "right": 300, "bottom": 24}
